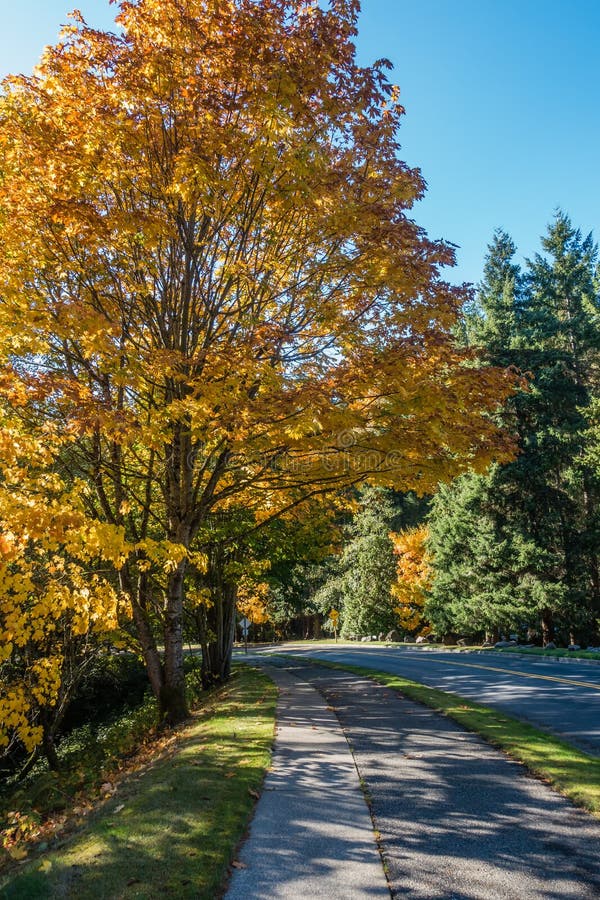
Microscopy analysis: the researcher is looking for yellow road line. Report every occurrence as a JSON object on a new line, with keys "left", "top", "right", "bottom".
{"left": 424, "top": 657, "right": 600, "bottom": 691}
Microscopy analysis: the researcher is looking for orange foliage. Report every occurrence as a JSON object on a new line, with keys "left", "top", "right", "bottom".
{"left": 391, "top": 526, "right": 432, "bottom": 636}
{"left": 0, "top": 0, "right": 516, "bottom": 518}
{"left": 237, "top": 578, "right": 271, "bottom": 626}
{"left": 0, "top": 416, "right": 131, "bottom": 754}
{"left": 0, "top": 0, "right": 517, "bottom": 722}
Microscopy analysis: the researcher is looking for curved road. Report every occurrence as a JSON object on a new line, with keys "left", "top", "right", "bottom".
{"left": 257, "top": 644, "right": 600, "bottom": 755}
{"left": 229, "top": 657, "right": 600, "bottom": 900}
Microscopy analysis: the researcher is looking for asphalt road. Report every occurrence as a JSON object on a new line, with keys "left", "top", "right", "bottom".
{"left": 256, "top": 645, "right": 600, "bottom": 755}
{"left": 280, "top": 661, "right": 600, "bottom": 900}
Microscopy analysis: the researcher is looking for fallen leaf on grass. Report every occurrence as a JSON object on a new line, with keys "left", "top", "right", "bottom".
{"left": 114, "top": 804, "right": 125, "bottom": 813}
{"left": 224, "top": 772, "right": 235, "bottom": 779}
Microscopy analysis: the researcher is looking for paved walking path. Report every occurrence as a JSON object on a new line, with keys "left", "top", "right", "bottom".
{"left": 226, "top": 665, "right": 389, "bottom": 899}
{"left": 230, "top": 659, "right": 600, "bottom": 900}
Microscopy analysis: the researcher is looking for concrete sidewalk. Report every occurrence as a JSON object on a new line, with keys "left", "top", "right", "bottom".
{"left": 226, "top": 665, "right": 389, "bottom": 899}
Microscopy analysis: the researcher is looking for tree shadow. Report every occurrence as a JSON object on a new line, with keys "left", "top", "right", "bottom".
{"left": 299, "top": 665, "right": 600, "bottom": 899}
{"left": 0, "top": 675, "right": 274, "bottom": 900}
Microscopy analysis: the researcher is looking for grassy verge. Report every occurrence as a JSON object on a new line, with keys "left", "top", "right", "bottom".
{"left": 496, "top": 646, "right": 600, "bottom": 661}
{"left": 276, "top": 655, "right": 600, "bottom": 819}
{"left": 275, "top": 639, "right": 489, "bottom": 651}
{"left": 0, "top": 665, "right": 277, "bottom": 900}
{"left": 1, "top": 655, "right": 208, "bottom": 853}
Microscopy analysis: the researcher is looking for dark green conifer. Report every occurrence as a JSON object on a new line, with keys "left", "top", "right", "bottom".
{"left": 427, "top": 213, "right": 600, "bottom": 644}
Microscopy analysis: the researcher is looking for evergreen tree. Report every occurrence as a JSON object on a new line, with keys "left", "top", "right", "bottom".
{"left": 427, "top": 470, "right": 571, "bottom": 642}
{"left": 469, "top": 229, "right": 522, "bottom": 356}
{"left": 427, "top": 214, "right": 600, "bottom": 645}
{"left": 518, "top": 213, "right": 600, "bottom": 638}
{"left": 313, "top": 489, "right": 402, "bottom": 638}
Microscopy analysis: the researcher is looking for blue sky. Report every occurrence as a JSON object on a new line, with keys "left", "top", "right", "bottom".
{"left": 1, "top": 0, "right": 599, "bottom": 286}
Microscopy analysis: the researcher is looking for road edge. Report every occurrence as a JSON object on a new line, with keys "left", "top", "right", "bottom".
{"left": 271, "top": 654, "right": 600, "bottom": 822}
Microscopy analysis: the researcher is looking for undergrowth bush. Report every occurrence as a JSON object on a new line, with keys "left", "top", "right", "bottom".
{"left": 1, "top": 652, "right": 206, "bottom": 838}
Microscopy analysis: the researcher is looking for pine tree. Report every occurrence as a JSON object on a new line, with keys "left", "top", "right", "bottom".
{"left": 313, "top": 489, "right": 401, "bottom": 638}
{"left": 427, "top": 214, "right": 600, "bottom": 645}
{"left": 469, "top": 229, "right": 522, "bottom": 357}
{"left": 427, "top": 472, "right": 540, "bottom": 641}
{"left": 518, "top": 213, "right": 600, "bottom": 638}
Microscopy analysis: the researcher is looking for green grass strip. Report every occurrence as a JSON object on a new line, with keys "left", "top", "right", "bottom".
{"left": 275, "top": 654, "right": 600, "bottom": 819}
{"left": 497, "top": 646, "right": 600, "bottom": 661}
{"left": 0, "top": 665, "right": 277, "bottom": 900}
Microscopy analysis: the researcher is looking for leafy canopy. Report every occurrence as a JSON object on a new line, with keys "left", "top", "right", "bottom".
{"left": 0, "top": 0, "right": 517, "bottom": 737}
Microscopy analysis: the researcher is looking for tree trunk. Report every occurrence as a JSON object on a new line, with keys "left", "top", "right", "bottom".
{"left": 569, "top": 628, "right": 576, "bottom": 646}
{"left": 122, "top": 563, "right": 188, "bottom": 726}
{"left": 198, "top": 550, "right": 237, "bottom": 688}
{"left": 162, "top": 560, "right": 189, "bottom": 724}
{"left": 541, "top": 608, "right": 555, "bottom": 645}
{"left": 17, "top": 747, "right": 40, "bottom": 780}
{"left": 122, "top": 567, "right": 166, "bottom": 704}
{"left": 131, "top": 599, "right": 165, "bottom": 699}
{"left": 582, "top": 478, "right": 600, "bottom": 617}
{"left": 40, "top": 713, "right": 61, "bottom": 771}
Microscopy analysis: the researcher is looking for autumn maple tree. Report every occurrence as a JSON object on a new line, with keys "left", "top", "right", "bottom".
{"left": 0, "top": 0, "right": 516, "bottom": 732}
{"left": 391, "top": 526, "right": 432, "bottom": 638}
{"left": 0, "top": 409, "right": 129, "bottom": 767}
